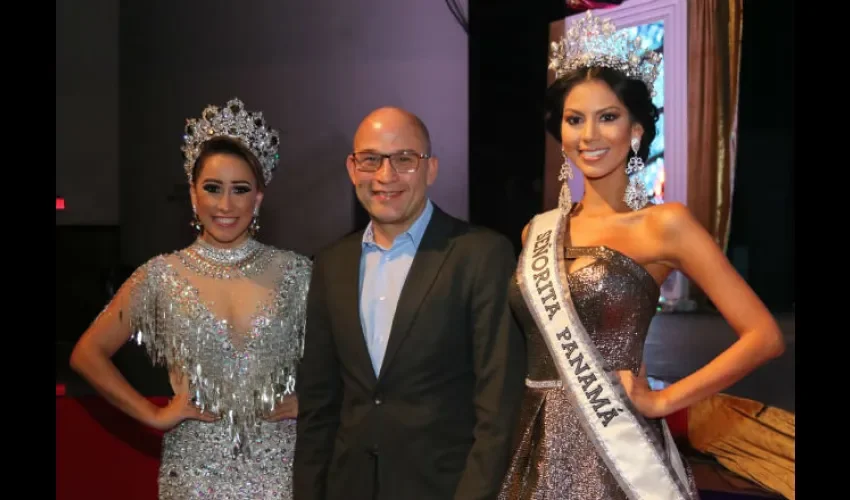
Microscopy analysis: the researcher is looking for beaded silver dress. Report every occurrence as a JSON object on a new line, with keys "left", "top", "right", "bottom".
{"left": 105, "top": 238, "right": 311, "bottom": 499}
{"left": 498, "top": 242, "right": 699, "bottom": 499}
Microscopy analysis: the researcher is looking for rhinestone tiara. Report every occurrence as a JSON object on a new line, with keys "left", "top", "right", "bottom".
{"left": 181, "top": 98, "right": 280, "bottom": 185}
{"left": 548, "top": 10, "right": 662, "bottom": 96}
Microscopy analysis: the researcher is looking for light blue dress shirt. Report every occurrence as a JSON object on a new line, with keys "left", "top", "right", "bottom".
{"left": 359, "top": 199, "right": 434, "bottom": 375}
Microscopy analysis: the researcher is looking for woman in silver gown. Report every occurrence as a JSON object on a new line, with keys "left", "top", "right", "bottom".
{"left": 70, "top": 98, "right": 311, "bottom": 499}
{"left": 499, "top": 12, "right": 785, "bottom": 500}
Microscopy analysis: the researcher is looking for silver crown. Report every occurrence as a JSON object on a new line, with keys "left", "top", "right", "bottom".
{"left": 548, "top": 11, "right": 662, "bottom": 96}
{"left": 181, "top": 98, "right": 280, "bottom": 185}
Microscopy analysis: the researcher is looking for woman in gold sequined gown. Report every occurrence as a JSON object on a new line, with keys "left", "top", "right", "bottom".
{"left": 70, "top": 98, "right": 311, "bottom": 499}
{"left": 498, "top": 12, "right": 785, "bottom": 500}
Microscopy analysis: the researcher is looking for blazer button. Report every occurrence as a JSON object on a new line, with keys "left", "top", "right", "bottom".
{"left": 373, "top": 394, "right": 383, "bottom": 406}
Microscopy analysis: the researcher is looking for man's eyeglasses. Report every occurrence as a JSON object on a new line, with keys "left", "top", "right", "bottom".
{"left": 351, "top": 150, "right": 430, "bottom": 174}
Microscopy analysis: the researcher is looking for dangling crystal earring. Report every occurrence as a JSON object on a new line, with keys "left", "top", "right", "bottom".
{"left": 558, "top": 148, "right": 574, "bottom": 212}
{"left": 190, "top": 206, "right": 202, "bottom": 233}
{"left": 249, "top": 208, "right": 260, "bottom": 236}
{"left": 624, "top": 137, "right": 649, "bottom": 210}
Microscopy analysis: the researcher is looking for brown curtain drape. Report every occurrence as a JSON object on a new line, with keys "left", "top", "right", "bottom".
{"left": 686, "top": 0, "right": 743, "bottom": 305}
{"left": 687, "top": 0, "right": 743, "bottom": 248}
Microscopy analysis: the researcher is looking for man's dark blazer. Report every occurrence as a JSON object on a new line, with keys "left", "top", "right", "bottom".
{"left": 294, "top": 204, "right": 527, "bottom": 500}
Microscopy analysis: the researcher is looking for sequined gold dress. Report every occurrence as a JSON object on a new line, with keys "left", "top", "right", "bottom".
{"left": 498, "top": 244, "right": 699, "bottom": 500}
{"left": 108, "top": 238, "right": 311, "bottom": 499}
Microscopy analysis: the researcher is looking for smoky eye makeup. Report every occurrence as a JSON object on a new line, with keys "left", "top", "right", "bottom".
{"left": 200, "top": 181, "right": 254, "bottom": 194}
{"left": 563, "top": 109, "right": 621, "bottom": 125}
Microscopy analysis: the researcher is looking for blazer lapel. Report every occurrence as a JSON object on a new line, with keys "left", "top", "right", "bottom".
{"left": 336, "top": 233, "right": 378, "bottom": 388}
{"left": 377, "top": 207, "right": 456, "bottom": 381}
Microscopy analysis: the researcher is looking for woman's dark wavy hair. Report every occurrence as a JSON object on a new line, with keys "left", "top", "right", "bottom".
{"left": 544, "top": 66, "right": 659, "bottom": 162}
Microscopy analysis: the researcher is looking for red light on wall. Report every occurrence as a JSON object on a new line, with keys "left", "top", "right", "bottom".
{"left": 56, "top": 197, "right": 65, "bottom": 210}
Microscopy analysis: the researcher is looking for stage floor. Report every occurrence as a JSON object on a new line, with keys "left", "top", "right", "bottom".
{"left": 643, "top": 311, "right": 795, "bottom": 413}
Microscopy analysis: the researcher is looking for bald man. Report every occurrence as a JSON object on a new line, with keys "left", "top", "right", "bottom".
{"left": 294, "top": 107, "right": 526, "bottom": 500}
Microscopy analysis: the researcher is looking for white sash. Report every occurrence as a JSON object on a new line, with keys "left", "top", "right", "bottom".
{"left": 518, "top": 208, "right": 695, "bottom": 500}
